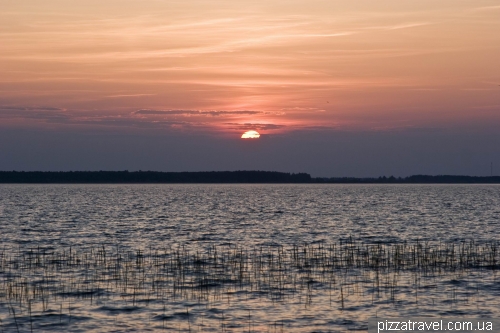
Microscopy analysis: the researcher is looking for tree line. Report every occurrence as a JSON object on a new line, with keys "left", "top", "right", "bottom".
{"left": 0, "top": 171, "right": 499, "bottom": 183}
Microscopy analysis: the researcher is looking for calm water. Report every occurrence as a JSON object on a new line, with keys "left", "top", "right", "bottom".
{"left": 0, "top": 184, "right": 499, "bottom": 332}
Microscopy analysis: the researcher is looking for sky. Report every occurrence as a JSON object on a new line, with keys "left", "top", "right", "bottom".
{"left": 1, "top": 0, "right": 500, "bottom": 177}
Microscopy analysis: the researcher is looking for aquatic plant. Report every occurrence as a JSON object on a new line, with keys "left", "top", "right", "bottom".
{"left": 0, "top": 240, "right": 498, "bottom": 332}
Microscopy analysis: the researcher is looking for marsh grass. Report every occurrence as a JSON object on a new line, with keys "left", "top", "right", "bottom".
{"left": 0, "top": 239, "right": 498, "bottom": 331}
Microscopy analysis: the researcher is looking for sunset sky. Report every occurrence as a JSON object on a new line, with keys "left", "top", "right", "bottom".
{"left": 1, "top": 0, "right": 500, "bottom": 176}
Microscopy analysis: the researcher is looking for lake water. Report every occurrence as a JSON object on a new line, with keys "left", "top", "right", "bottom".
{"left": 0, "top": 184, "right": 499, "bottom": 332}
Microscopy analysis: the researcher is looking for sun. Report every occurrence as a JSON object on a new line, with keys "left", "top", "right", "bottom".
{"left": 241, "top": 130, "right": 260, "bottom": 139}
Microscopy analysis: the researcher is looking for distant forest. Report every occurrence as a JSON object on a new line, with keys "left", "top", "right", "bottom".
{"left": 0, "top": 171, "right": 310, "bottom": 183}
{"left": 1, "top": 171, "right": 500, "bottom": 183}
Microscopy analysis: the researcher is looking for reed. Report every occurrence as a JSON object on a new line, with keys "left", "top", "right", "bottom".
{"left": 0, "top": 239, "right": 498, "bottom": 331}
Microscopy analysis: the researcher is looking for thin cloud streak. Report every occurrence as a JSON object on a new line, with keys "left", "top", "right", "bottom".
{"left": 106, "top": 94, "right": 156, "bottom": 98}
{"left": 0, "top": 105, "right": 293, "bottom": 133}
{"left": 134, "top": 109, "right": 276, "bottom": 116}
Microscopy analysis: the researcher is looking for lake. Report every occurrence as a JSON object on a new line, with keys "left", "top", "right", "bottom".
{"left": 1, "top": 184, "right": 499, "bottom": 332}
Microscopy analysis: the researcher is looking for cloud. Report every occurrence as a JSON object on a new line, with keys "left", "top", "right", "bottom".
{"left": 134, "top": 109, "right": 279, "bottom": 116}
{"left": 0, "top": 106, "right": 65, "bottom": 112}
{"left": 0, "top": 105, "right": 183, "bottom": 128}
{"left": 0, "top": 106, "right": 69, "bottom": 122}
{"left": 0, "top": 105, "right": 277, "bottom": 132}
{"left": 279, "top": 107, "right": 325, "bottom": 113}
{"left": 385, "top": 22, "right": 430, "bottom": 30}
{"left": 70, "top": 117, "right": 192, "bottom": 129}
{"left": 0, "top": 105, "right": 290, "bottom": 132}
{"left": 224, "top": 122, "right": 286, "bottom": 131}
{"left": 471, "top": 5, "right": 500, "bottom": 12}
{"left": 105, "top": 94, "right": 156, "bottom": 98}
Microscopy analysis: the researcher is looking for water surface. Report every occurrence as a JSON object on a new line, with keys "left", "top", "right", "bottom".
{"left": 0, "top": 184, "right": 499, "bottom": 332}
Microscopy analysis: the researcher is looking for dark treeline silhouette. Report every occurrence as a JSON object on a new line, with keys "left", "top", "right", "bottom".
{"left": 0, "top": 171, "right": 311, "bottom": 183}
{"left": 1, "top": 171, "right": 500, "bottom": 183}
{"left": 315, "top": 175, "right": 500, "bottom": 183}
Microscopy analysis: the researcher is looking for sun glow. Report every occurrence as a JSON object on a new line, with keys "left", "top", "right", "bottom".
{"left": 241, "top": 130, "right": 260, "bottom": 139}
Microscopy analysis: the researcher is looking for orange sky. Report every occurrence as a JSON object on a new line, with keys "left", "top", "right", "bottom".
{"left": 1, "top": 0, "right": 500, "bottom": 136}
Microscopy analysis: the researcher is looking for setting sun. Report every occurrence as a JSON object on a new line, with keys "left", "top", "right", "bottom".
{"left": 241, "top": 130, "right": 260, "bottom": 139}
